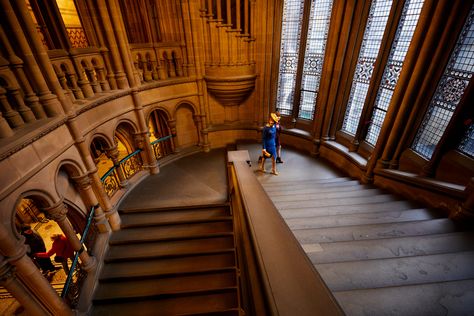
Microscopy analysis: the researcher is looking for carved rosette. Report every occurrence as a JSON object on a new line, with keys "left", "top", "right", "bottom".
{"left": 204, "top": 64, "right": 257, "bottom": 106}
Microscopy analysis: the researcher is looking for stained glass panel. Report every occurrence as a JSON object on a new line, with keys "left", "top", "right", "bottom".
{"left": 342, "top": 0, "right": 393, "bottom": 135}
{"left": 412, "top": 7, "right": 474, "bottom": 159}
{"left": 365, "top": 0, "right": 424, "bottom": 145}
{"left": 276, "top": 0, "right": 305, "bottom": 116}
{"left": 298, "top": 0, "right": 334, "bottom": 120}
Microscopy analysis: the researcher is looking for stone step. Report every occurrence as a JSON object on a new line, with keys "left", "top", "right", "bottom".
{"left": 316, "top": 251, "right": 474, "bottom": 291}
{"left": 280, "top": 200, "right": 421, "bottom": 218}
{"left": 264, "top": 183, "right": 374, "bottom": 196}
{"left": 286, "top": 208, "right": 440, "bottom": 230}
{"left": 304, "top": 232, "right": 474, "bottom": 264}
{"left": 110, "top": 221, "right": 234, "bottom": 245}
{"left": 262, "top": 177, "right": 356, "bottom": 189}
{"left": 275, "top": 193, "right": 400, "bottom": 210}
{"left": 334, "top": 279, "right": 474, "bottom": 316}
{"left": 94, "top": 269, "right": 237, "bottom": 302}
{"left": 100, "top": 252, "right": 236, "bottom": 281}
{"left": 92, "top": 290, "right": 239, "bottom": 316}
{"left": 293, "top": 218, "right": 462, "bottom": 244}
{"left": 119, "top": 206, "right": 232, "bottom": 228}
{"left": 271, "top": 188, "right": 386, "bottom": 202}
{"left": 105, "top": 235, "right": 235, "bottom": 262}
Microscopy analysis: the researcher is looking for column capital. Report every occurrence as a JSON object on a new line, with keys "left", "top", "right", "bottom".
{"left": 106, "top": 146, "right": 120, "bottom": 161}
{"left": 42, "top": 200, "right": 68, "bottom": 222}
{"left": 72, "top": 174, "right": 92, "bottom": 190}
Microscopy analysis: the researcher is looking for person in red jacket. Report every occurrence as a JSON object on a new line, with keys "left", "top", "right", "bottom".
{"left": 35, "top": 234, "right": 75, "bottom": 275}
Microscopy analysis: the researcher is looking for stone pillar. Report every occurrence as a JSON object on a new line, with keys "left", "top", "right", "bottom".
{"left": 0, "top": 112, "right": 14, "bottom": 138}
{"left": 131, "top": 88, "right": 159, "bottom": 174}
{"left": 10, "top": 0, "right": 73, "bottom": 115}
{"left": 57, "top": 70, "right": 76, "bottom": 103}
{"left": 168, "top": 119, "right": 178, "bottom": 153}
{"left": 0, "top": 225, "right": 72, "bottom": 315}
{"left": 193, "top": 114, "right": 203, "bottom": 146}
{"left": 106, "top": 147, "right": 129, "bottom": 187}
{"left": 0, "top": 263, "right": 48, "bottom": 316}
{"left": 0, "top": 87, "right": 24, "bottom": 128}
{"left": 42, "top": 201, "right": 96, "bottom": 273}
{"left": 8, "top": 87, "right": 36, "bottom": 123}
{"left": 0, "top": 26, "right": 46, "bottom": 119}
{"left": 0, "top": 0, "right": 64, "bottom": 117}
{"left": 72, "top": 174, "right": 111, "bottom": 233}
{"left": 71, "top": 59, "right": 94, "bottom": 98}
{"left": 66, "top": 116, "right": 121, "bottom": 231}
{"left": 96, "top": 0, "right": 129, "bottom": 89}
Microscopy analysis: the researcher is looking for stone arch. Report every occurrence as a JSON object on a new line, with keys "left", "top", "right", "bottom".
{"left": 115, "top": 120, "right": 138, "bottom": 154}
{"left": 11, "top": 190, "right": 57, "bottom": 235}
{"left": 173, "top": 102, "right": 199, "bottom": 149}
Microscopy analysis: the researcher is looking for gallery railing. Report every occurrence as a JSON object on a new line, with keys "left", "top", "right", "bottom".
{"left": 61, "top": 205, "right": 96, "bottom": 307}
{"left": 100, "top": 149, "right": 143, "bottom": 197}
{"left": 150, "top": 135, "right": 172, "bottom": 160}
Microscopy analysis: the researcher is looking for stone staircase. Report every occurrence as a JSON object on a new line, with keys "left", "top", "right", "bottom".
{"left": 91, "top": 204, "right": 241, "bottom": 316}
{"left": 260, "top": 176, "right": 474, "bottom": 316}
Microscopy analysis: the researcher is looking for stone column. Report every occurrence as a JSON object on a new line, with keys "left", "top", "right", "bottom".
{"left": 0, "top": 25, "right": 46, "bottom": 119}
{"left": 72, "top": 174, "right": 111, "bottom": 233}
{"left": 0, "top": 87, "right": 24, "bottom": 128}
{"left": 106, "top": 147, "right": 129, "bottom": 187}
{"left": 193, "top": 114, "right": 203, "bottom": 146}
{"left": 0, "top": 225, "right": 72, "bottom": 315}
{"left": 96, "top": 0, "right": 129, "bottom": 89}
{"left": 8, "top": 87, "right": 36, "bottom": 123}
{"left": 0, "top": 112, "right": 14, "bottom": 138}
{"left": 66, "top": 116, "right": 121, "bottom": 231}
{"left": 0, "top": 0, "right": 64, "bottom": 117}
{"left": 42, "top": 201, "right": 96, "bottom": 273}
{"left": 0, "top": 263, "right": 47, "bottom": 316}
{"left": 10, "top": 0, "right": 73, "bottom": 115}
{"left": 168, "top": 119, "right": 178, "bottom": 153}
{"left": 131, "top": 89, "right": 159, "bottom": 174}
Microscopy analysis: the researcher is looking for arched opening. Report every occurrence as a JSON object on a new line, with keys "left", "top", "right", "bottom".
{"left": 148, "top": 109, "right": 174, "bottom": 160}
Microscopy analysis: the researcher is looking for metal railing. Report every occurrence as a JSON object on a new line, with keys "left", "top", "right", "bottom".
{"left": 61, "top": 205, "right": 96, "bottom": 307}
{"left": 150, "top": 135, "right": 172, "bottom": 160}
{"left": 100, "top": 149, "right": 143, "bottom": 197}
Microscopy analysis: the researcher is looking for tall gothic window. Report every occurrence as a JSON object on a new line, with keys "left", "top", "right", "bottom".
{"left": 276, "top": 0, "right": 334, "bottom": 120}
{"left": 412, "top": 7, "right": 474, "bottom": 160}
{"left": 365, "top": 0, "right": 424, "bottom": 145}
{"left": 56, "top": 0, "right": 89, "bottom": 48}
{"left": 342, "top": 0, "right": 394, "bottom": 135}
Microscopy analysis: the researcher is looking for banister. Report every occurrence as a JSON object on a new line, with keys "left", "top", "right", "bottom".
{"left": 61, "top": 204, "right": 96, "bottom": 299}
{"left": 227, "top": 150, "right": 344, "bottom": 316}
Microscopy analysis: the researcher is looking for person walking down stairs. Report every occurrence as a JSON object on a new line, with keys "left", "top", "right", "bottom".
{"left": 259, "top": 113, "right": 280, "bottom": 175}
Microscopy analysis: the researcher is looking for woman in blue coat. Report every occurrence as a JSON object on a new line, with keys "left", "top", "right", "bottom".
{"left": 259, "top": 113, "right": 279, "bottom": 175}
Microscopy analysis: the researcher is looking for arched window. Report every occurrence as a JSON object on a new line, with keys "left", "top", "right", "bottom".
{"left": 364, "top": 0, "right": 424, "bottom": 145}
{"left": 276, "top": 0, "right": 334, "bottom": 120}
{"left": 412, "top": 7, "right": 474, "bottom": 159}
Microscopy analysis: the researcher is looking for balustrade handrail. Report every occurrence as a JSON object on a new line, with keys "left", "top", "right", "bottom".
{"left": 118, "top": 149, "right": 142, "bottom": 165}
{"left": 227, "top": 150, "right": 344, "bottom": 316}
{"left": 150, "top": 135, "right": 172, "bottom": 145}
{"left": 61, "top": 204, "right": 96, "bottom": 299}
{"left": 100, "top": 166, "right": 116, "bottom": 182}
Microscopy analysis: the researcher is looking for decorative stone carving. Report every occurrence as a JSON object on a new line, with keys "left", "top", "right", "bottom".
{"left": 204, "top": 64, "right": 256, "bottom": 107}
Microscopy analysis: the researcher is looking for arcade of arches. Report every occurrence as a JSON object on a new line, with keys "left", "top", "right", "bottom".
{"left": 0, "top": 0, "right": 473, "bottom": 315}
